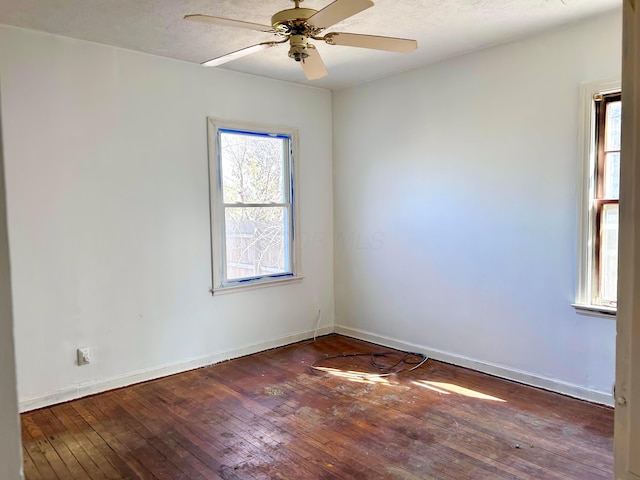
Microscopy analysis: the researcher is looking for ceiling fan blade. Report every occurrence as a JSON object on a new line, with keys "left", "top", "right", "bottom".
{"left": 324, "top": 32, "right": 417, "bottom": 53}
{"left": 184, "top": 14, "right": 273, "bottom": 33}
{"left": 301, "top": 47, "right": 328, "bottom": 80}
{"left": 306, "top": 0, "right": 374, "bottom": 29}
{"left": 202, "top": 42, "right": 280, "bottom": 67}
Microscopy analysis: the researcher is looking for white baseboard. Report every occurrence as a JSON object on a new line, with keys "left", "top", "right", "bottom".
{"left": 334, "top": 325, "right": 614, "bottom": 407}
{"left": 21, "top": 324, "right": 612, "bottom": 411}
{"left": 19, "top": 326, "right": 334, "bottom": 412}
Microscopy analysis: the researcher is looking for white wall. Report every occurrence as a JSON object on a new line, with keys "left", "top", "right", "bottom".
{"left": 0, "top": 87, "right": 23, "bottom": 479}
{"left": 0, "top": 26, "right": 334, "bottom": 410}
{"left": 333, "top": 11, "right": 622, "bottom": 403}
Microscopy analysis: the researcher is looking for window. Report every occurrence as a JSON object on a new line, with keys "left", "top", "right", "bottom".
{"left": 594, "top": 92, "right": 621, "bottom": 306}
{"left": 575, "top": 80, "right": 621, "bottom": 314}
{"left": 208, "top": 119, "right": 300, "bottom": 292}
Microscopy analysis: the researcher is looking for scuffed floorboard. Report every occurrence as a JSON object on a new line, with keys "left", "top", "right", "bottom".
{"left": 21, "top": 334, "right": 613, "bottom": 479}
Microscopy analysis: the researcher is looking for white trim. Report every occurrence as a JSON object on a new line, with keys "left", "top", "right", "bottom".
{"left": 18, "top": 325, "right": 333, "bottom": 412}
{"left": 211, "top": 275, "right": 304, "bottom": 295}
{"left": 572, "top": 302, "right": 617, "bottom": 318}
{"left": 335, "top": 325, "right": 614, "bottom": 406}
{"left": 575, "top": 78, "right": 621, "bottom": 309}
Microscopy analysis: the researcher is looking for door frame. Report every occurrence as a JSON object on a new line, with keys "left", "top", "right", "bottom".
{"left": 614, "top": 0, "right": 640, "bottom": 478}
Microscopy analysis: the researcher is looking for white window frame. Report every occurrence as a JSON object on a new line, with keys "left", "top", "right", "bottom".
{"left": 207, "top": 118, "right": 302, "bottom": 294}
{"left": 574, "top": 78, "right": 621, "bottom": 317}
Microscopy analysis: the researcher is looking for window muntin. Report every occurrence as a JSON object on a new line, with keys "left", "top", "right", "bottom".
{"left": 593, "top": 93, "right": 621, "bottom": 307}
{"left": 209, "top": 121, "right": 298, "bottom": 290}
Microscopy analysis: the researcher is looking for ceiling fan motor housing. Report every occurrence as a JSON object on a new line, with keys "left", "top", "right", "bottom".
{"left": 271, "top": 8, "right": 317, "bottom": 31}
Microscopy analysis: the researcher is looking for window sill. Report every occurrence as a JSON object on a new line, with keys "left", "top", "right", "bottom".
{"left": 211, "top": 275, "right": 304, "bottom": 296}
{"left": 572, "top": 303, "right": 616, "bottom": 318}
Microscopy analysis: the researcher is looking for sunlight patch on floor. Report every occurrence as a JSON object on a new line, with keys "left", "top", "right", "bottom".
{"left": 413, "top": 380, "right": 507, "bottom": 402}
{"left": 313, "top": 366, "right": 395, "bottom": 385}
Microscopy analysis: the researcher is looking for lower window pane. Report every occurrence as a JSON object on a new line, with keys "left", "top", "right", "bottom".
{"left": 224, "top": 207, "right": 289, "bottom": 281}
{"left": 599, "top": 203, "right": 619, "bottom": 304}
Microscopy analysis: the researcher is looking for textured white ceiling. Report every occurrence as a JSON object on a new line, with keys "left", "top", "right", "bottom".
{"left": 0, "top": 0, "right": 621, "bottom": 90}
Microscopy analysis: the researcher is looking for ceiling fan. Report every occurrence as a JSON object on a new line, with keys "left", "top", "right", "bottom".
{"left": 184, "top": 0, "right": 417, "bottom": 80}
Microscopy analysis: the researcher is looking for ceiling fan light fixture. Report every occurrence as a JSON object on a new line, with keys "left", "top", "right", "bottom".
{"left": 288, "top": 34, "right": 310, "bottom": 62}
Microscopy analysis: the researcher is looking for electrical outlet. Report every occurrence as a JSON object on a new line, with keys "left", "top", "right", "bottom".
{"left": 77, "top": 347, "right": 92, "bottom": 366}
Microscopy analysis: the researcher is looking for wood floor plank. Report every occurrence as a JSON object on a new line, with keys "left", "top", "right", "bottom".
{"left": 140, "top": 379, "right": 342, "bottom": 479}
{"left": 23, "top": 414, "right": 74, "bottom": 479}
{"left": 35, "top": 409, "right": 102, "bottom": 479}
{"left": 49, "top": 404, "right": 122, "bottom": 479}
{"left": 71, "top": 399, "right": 158, "bottom": 479}
{"left": 21, "top": 334, "right": 614, "bottom": 479}
{"left": 21, "top": 420, "right": 59, "bottom": 480}
{"left": 22, "top": 446, "right": 44, "bottom": 480}
{"left": 200, "top": 355, "right": 450, "bottom": 478}
{"left": 114, "top": 384, "right": 246, "bottom": 479}
{"left": 294, "top": 338, "right": 613, "bottom": 477}
{"left": 297, "top": 367, "right": 596, "bottom": 480}
{"left": 57, "top": 402, "right": 141, "bottom": 479}
{"left": 207, "top": 345, "right": 510, "bottom": 479}
{"left": 210, "top": 338, "right": 612, "bottom": 479}
{"left": 143, "top": 362, "right": 418, "bottom": 475}
{"left": 419, "top": 362, "right": 613, "bottom": 465}
{"left": 170, "top": 369, "right": 391, "bottom": 479}
{"left": 82, "top": 394, "right": 183, "bottom": 480}
{"left": 103, "top": 391, "right": 212, "bottom": 480}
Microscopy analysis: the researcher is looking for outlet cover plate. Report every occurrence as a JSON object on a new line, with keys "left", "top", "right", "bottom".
{"left": 77, "top": 347, "right": 91, "bottom": 366}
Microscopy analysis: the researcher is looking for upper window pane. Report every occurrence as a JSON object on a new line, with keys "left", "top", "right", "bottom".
{"left": 220, "top": 131, "right": 287, "bottom": 204}
{"left": 605, "top": 101, "right": 621, "bottom": 151}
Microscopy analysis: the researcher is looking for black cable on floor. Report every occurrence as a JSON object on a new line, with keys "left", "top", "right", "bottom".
{"left": 309, "top": 351, "right": 428, "bottom": 378}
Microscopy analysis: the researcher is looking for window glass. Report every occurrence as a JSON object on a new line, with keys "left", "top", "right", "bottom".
{"left": 599, "top": 203, "right": 619, "bottom": 305}
{"left": 604, "top": 152, "right": 620, "bottom": 200}
{"left": 594, "top": 93, "right": 621, "bottom": 306}
{"left": 224, "top": 206, "right": 289, "bottom": 280}
{"left": 605, "top": 101, "right": 621, "bottom": 151}
{"left": 220, "top": 132, "right": 286, "bottom": 204}
{"left": 208, "top": 121, "right": 297, "bottom": 290}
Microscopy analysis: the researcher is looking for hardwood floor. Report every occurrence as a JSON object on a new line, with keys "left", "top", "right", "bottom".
{"left": 21, "top": 334, "right": 614, "bottom": 479}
